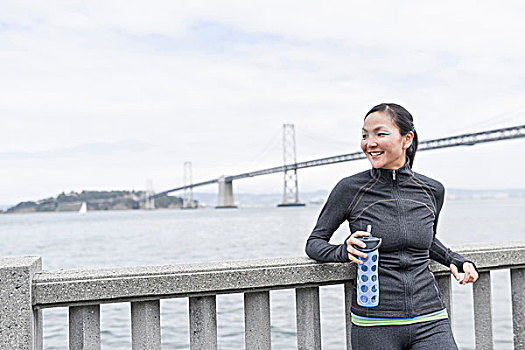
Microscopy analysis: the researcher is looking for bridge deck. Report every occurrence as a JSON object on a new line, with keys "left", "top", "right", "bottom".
{"left": 153, "top": 124, "right": 525, "bottom": 198}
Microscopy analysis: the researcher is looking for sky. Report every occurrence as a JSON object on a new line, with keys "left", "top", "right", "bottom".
{"left": 1, "top": 1, "right": 525, "bottom": 206}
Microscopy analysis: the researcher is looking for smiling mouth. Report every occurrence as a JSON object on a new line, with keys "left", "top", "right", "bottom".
{"left": 368, "top": 151, "right": 384, "bottom": 156}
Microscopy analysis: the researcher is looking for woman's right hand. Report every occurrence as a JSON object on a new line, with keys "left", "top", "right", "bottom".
{"left": 345, "top": 231, "right": 370, "bottom": 264}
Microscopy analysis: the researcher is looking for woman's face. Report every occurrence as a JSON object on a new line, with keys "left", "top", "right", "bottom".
{"left": 361, "top": 111, "right": 412, "bottom": 170}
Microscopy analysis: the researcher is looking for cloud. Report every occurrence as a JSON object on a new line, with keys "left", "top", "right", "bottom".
{"left": 1, "top": 0, "right": 525, "bottom": 204}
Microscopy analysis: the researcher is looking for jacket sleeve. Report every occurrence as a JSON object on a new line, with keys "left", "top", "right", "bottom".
{"left": 429, "top": 182, "right": 478, "bottom": 273}
{"left": 305, "top": 179, "right": 352, "bottom": 263}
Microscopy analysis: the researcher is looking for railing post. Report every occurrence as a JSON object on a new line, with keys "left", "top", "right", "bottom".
{"left": 0, "top": 256, "right": 43, "bottom": 350}
{"left": 511, "top": 268, "right": 525, "bottom": 350}
{"left": 131, "top": 300, "right": 161, "bottom": 350}
{"left": 69, "top": 305, "right": 100, "bottom": 350}
{"left": 436, "top": 274, "right": 453, "bottom": 323}
{"left": 344, "top": 282, "right": 353, "bottom": 350}
{"left": 244, "top": 291, "right": 271, "bottom": 350}
{"left": 473, "top": 271, "right": 494, "bottom": 349}
{"left": 189, "top": 296, "right": 217, "bottom": 350}
{"left": 295, "top": 287, "right": 321, "bottom": 350}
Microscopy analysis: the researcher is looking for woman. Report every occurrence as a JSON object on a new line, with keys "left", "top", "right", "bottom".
{"left": 305, "top": 103, "right": 479, "bottom": 349}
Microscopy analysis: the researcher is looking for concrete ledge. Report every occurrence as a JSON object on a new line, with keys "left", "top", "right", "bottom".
{"left": 32, "top": 241, "right": 525, "bottom": 308}
{"left": 33, "top": 257, "right": 353, "bottom": 308}
{"left": 429, "top": 240, "right": 525, "bottom": 273}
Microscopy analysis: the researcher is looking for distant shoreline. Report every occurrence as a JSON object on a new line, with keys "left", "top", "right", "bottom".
{"left": 2, "top": 188, "right": 524, "bottom": 214}
{"left": 1, "top": 190, "right": 191, "bottom": 214}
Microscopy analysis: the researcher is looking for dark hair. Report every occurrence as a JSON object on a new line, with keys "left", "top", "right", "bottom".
{"left": 364, "top": 103, "right": 418, "bottom": 168}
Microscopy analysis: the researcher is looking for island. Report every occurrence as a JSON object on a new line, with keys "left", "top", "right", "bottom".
{"left": 3, "top": 190, "right": 196, "bottom": 214}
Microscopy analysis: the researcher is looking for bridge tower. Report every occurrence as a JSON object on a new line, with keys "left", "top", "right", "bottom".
{"left": 216, "top": 176, "right": 237, "bottom": 209}
{"left": 182, "top": 161, "right": 196, "bottom": 209}
{"left": 144, "top": 178, "right": 155, "bottom": 210}
{"left": 278, "top": 124, "right": 305, "bottom": 207}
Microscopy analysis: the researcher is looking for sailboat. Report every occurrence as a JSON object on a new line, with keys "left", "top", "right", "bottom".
{"left": 78, "top": 202, "right": 87, "bottom": 214}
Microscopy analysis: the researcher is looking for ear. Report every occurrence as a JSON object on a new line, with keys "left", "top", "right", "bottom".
{"left": 402, "top": 131, "right": 414, "bottom": 150}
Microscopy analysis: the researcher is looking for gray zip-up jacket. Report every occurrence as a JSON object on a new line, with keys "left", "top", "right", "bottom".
{"left": 305, "top": 163, "right": 476, "bottom": 318}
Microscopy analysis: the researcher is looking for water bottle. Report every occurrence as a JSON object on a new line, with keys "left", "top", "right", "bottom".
{"left": 354, "top": 225, "right": 382, "bottom": 307}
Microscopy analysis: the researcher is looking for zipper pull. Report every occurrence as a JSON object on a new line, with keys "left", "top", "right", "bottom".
{"left": 392, "top": 170, "right": 396, "bottom": 181}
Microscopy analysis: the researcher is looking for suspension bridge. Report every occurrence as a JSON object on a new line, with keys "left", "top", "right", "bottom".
{"left": 146, "top": 124, "right": 525, "bottom": 209}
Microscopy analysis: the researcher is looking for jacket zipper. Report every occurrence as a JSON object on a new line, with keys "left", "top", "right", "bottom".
{"left": 392, "top": 169, "right": 412, "bottom": 316}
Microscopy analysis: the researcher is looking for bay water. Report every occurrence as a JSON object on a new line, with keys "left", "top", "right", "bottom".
{"left": 1, "top": 197, "right": 524, "bottom": 349}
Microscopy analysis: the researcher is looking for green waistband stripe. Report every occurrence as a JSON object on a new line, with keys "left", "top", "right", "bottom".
{"left": 351, "top": 309, "right": 449, "bottom": 327}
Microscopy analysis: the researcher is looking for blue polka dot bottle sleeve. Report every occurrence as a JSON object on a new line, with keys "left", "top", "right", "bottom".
{"left": 354, "top": 225, "right": 382, "bottom": 308}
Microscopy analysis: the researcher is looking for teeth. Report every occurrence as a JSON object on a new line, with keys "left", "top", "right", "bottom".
{"left": 370, "top": 152, "right": 384, "bottom": 156}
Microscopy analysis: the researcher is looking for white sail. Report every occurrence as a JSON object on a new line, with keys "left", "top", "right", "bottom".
{"left": 79, "top": 202, "right": 87, "bottom": 214}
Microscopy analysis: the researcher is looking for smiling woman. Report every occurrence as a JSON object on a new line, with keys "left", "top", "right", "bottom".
{"left": 305, "top": 103, "right": 479, "bottom": 350}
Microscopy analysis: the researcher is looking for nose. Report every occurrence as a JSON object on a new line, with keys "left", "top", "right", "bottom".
{"left": 367, "top": 137, "right": 378, "bottom": 148}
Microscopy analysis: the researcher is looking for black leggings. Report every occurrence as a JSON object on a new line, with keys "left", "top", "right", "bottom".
{"left": 351, "top": 319, "right": 459, "bottom": 350}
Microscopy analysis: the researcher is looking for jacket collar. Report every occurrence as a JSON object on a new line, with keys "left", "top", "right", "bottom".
{"left": 370, "top": 160, "right": 414, "bottom": 184}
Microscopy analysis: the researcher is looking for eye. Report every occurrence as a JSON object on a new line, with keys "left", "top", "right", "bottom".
{"left": 378, "top": 133, "right": 388, "bottom": 137}
{"left": 362, "top": 134, "right": 367, "bottom": 140}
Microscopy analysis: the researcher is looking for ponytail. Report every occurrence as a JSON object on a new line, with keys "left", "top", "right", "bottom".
{"left": 406, "top": 128, "right": 418, "bottom": 168}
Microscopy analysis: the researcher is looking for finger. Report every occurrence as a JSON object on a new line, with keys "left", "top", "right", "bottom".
{"left": 346, "top": 236, "right": 367, "bottom": 249}
{"left": 352, "top": 231, "right": 371, "bottom": 238}
{"left": 468, "top": 271, "right": 479, "bottom": 284}
{"left": 450, "top": 264, "right": 460, "bottom": 281}
{"left": 346, "top": 236, "right": 366, "bottom": 250}
{"left": 461, "top": 272, "right": 470, "bottom": 285}
{"left": 346, "top": 244, "right": 368, "bottom": 261}
{"left": 347, "top": 245, "right": 368, "bottom": 260}
{"left": 347, "top": 253, "right": 363, "bottom": 265}
{"left": 354, "top": 248, "right": 368, "bottom": 260}
{"left": 351, "top": 237, "right": 368, "bottom": 249}
{"left": 450, "top": 264, "right": 461, "bottom": 282}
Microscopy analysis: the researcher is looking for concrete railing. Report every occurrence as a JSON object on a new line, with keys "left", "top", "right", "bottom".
{"left": 1, "top": 241, "right": 525, "bottom": 349}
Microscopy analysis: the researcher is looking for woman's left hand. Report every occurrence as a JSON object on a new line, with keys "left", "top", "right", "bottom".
{"left": 450, "top": 262, "right": 479, "bottom": 285}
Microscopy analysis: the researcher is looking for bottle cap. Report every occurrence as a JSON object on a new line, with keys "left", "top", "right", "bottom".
{"left": 353, "top": 236, "right": 382, "bottom": 252}
{"left": 352, "top": 225, "right": 382, "bottom": 252}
